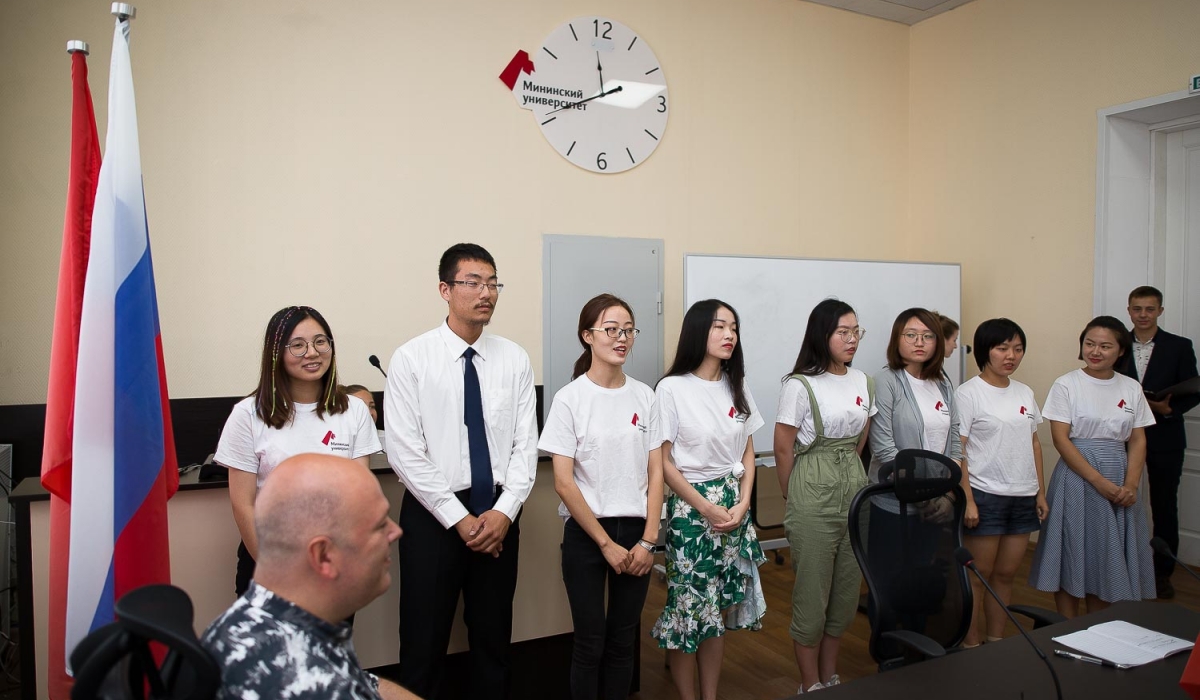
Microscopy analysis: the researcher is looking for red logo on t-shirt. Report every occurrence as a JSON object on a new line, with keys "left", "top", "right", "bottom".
{"left": 1019, "top": 406, "right": 1027, "bottom": 415}
{"left": 1117, "top": 399, "right": 1126, "bottom": 408}
{"left": 632, "top": 413, "right": 639, "bottom": 426}
{"left": 855, "top": 396, "right": 863, "bottom": 406}
{"left": 322, "top": 431, "right": 335, "bottom": 445}
{"left": 935, "top": 401, "right": 944, "bottom": 411}
{"left": 729, "top": 406, "right": 736, "bottom": 418}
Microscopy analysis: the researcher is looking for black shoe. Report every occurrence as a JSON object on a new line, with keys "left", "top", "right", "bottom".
{"left": 1157, "top": 576, "right": 1176, "bottom": 599}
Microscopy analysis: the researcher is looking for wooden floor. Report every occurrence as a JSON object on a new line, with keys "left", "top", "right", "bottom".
{"left": 634, "top": 537, "right": 1200, "bottom": 699}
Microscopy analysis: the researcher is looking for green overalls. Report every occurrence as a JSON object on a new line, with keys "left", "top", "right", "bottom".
{"left": 782, "top": 374, "right": 873, "bottom": 646}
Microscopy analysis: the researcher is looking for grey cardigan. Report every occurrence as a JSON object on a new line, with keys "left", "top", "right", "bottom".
{"left": 867, "top": 367, "right": 963, "bottom": 483}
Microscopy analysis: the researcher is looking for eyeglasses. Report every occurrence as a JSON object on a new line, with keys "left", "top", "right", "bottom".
{"left": 589, "top": 327, "right": 640, "bottom": 340}
{"left": 835, "top": 327, "right": 865, "bottom": 342}
{"left": 901, "top": 332, "right": 937, "bottom": 344}
{"left": 448, "top": 280, "right": 504, "bottom": 294}
{"left": 286, "top": 335, "right": 332, "bottom": 357}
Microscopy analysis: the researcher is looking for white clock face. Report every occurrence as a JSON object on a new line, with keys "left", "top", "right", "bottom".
{"left": 519, "top": 18, "right": 668, "bottom": 174}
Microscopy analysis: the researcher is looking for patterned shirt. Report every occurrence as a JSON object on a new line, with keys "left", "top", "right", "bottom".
{"left": 1133, "top": 335, "right": 1155, "bottom": 383}
{"left": 201, "top": 582, "right": 381, "bottom": 699}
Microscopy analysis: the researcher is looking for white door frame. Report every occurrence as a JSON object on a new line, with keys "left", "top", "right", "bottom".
{"left": 1094, "top": 89, "right": 1200, "bottom": 319}
{"left": 1095, "top": 89, "right": 1200, "bottom": 566}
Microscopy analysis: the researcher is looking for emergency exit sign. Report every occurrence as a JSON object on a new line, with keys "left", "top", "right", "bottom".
{"left": 1192, "top": 74, "right": 1200, "bottom": 94}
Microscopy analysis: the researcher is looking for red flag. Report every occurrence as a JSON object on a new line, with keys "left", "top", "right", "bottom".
{"left": 41, "top": 48, "right": 101, "bottom": 700}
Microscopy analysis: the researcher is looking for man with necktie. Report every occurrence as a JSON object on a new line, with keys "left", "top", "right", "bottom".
{"left": 385, "top": 243, "right": 539, "bottom": 698}
{"left": 1119, "top": 285, "right": 1199, "bottom": 599}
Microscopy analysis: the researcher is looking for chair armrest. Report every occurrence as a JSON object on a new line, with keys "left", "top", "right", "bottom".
{"left": 881, "top": 630, "right": 947, "bottom": 660}
{"left": 1009, "top": 604, "right": 1067, "bottom": 629}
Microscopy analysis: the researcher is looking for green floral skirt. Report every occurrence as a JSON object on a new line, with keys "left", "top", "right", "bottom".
{"left": 651, "top": 473, "right": 767, "bottom": 652}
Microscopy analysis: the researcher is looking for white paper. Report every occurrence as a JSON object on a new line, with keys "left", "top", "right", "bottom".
{"left": 1053, "top": 621, "right": 1193, "bottom": 667}
{"left": 1089, "top": 621, "right": 1194, "bottom": 655}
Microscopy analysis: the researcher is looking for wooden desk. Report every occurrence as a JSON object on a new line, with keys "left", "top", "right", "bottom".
{"left": 809, "top": 601, "right": 1197, "bottom": 699}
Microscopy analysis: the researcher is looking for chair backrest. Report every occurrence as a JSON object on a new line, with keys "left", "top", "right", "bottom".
{"left": 848, "top": 448, "right": 973, "bottom": 667}
{"left": 70, "top": 584, "right": 220, "bottom": 700}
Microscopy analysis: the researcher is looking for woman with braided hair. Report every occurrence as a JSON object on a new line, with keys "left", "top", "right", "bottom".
{"left": 215, "top": 306, "right": 380, "bottom": 595}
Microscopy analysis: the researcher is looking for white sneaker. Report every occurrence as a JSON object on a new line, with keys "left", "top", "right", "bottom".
{"left": 825, "top": 674, "right": 841, "bottom": 687}
{"left": 801, "top": 681, "right": 825, "bottom": 693}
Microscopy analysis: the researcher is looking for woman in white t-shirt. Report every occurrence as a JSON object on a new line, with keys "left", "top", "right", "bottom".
{"left": 866, "top": 309, "right": 963, "bottom": 634}
{"left": 1029, "top": 316, "right": 1156, "bottom": 614}
{"left": 955, "top": 318, "right": 1047, "bottom": 647}
{"left": 215, "top": 306, "right": 380, "bottom": 595}
{"left": 651, "top": 299, "right": 767, "bottom": 700}
{"left": 774, "top": 298, "right": 876, "bottom": 693}
{"left": 538, "top": 294, "right": 664, "bottom": 700}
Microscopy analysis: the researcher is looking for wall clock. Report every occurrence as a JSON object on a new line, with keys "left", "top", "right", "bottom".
{"left": 504, "top": 17, "right": 668, "bottom": 174}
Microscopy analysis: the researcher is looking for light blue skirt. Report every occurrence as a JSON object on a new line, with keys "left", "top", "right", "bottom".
{"left": 1029, "top": 438, "right": 1154, "bottom": 601}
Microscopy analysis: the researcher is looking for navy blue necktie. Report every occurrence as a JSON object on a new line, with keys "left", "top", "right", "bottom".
{"left": 463, "top": 347, "right": 493, "bottom": 515}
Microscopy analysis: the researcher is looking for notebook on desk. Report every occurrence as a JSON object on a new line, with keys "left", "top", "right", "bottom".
{"left": 1054, "top": 620, "right": 1194, "bottom": 667}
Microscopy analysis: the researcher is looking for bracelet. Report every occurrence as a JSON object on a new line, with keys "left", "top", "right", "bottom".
{"left": 637, "top": 539, "right": 656, "bottom": 552}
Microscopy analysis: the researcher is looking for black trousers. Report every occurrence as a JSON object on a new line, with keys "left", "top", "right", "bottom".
{"left": 397, "top": 489, "right": 520, "bottom": 700}
{"left": 1147, "top": 450, "right": 1185, "bottom": 578}
{"left": 235, "top": 541, "right": 255, "bottom": 597}
{"left": 561, "top": 517, "right": 651, "bottom": 700}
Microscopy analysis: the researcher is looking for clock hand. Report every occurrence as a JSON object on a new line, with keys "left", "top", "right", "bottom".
{"left": 596, "top": 52, "right": 605, "bottom": 93}
{"left": 543, "top": 85, "right": 623, "bottom": 115}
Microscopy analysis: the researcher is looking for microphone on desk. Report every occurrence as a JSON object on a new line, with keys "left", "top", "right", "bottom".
{"left": 1151, "top": 537, "right": 1200, "bottom": 584}
{"left": 954, "top": 547, "right": 1063, "bottom": 700}
{"left": 368, "top": 354, "right": 387, "bottom": 378}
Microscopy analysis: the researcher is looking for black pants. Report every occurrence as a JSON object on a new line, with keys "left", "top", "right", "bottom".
{"left": 1147, "top": 450, "right": 1185, "bottom": 578}
{"left": 235, "top": 541, "right": 255, "bottom": 597}
{"left": 397, "top": 489, "right": 520, "bottom": 700}
{"left": 561, "top": 517, "right": 651, "bottom": 700}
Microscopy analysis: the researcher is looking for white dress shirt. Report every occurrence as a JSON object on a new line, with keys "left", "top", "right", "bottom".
{"left": 384, "top": 322, "right": 539, "bottom": 528}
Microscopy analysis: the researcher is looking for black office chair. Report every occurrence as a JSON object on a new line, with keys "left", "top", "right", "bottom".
{"left": 849, "top": 449, "right": 1061, "bottom": 671}
{"left": 70, "top": 584, "right": 220, "bottom": 700}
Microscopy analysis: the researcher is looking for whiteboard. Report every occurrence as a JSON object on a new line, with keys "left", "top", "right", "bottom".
{"left": 684, "top": 255, "right": 962, "bottom": 450}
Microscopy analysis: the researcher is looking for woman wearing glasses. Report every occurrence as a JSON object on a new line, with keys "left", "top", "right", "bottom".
{"left": 539, "top": 294, "right": 664, "bottom": 700}
{"left": 215, "top": 306, "right": 380, "bottom": 595}
{"left": 774, "top": 298, "right": 876, "bottom": 693}
{"left": 651, "top": 299, "right": 766, "bottom": 700}
{"left": 954, "top": 318, "right": 1047, "bottom": 646}
{"left": 869, "top": 308, "right": 961, "bottom": 480}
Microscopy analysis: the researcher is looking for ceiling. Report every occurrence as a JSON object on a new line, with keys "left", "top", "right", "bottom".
{"left": 802, "top": 0, "right": 977, "bottom": 25}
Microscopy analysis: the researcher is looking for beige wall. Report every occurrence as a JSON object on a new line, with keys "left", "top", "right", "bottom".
{"left": 0, "top": 0, "right": 909, "bottom": 405}
{"left": 5, "top": 0, "right": 1199, "bottom": 461}
{"left": 908, "top": 0, "right": 1200, "bottom": 464}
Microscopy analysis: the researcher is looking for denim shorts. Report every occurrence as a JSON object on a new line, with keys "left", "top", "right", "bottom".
{"left": 970, "top": 489, "right": 1039, "bottom": 536}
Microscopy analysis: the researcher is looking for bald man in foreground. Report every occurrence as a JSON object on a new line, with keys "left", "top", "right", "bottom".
{"left": 201, "top": 454, "right": 418, "bottom": 700}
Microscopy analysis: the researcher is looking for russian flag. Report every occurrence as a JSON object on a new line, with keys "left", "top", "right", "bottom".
{"left": 51, "top": 16, "right": 179, "bottom": 684}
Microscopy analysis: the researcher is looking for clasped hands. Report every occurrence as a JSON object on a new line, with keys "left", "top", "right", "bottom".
{"left": 703, "top": 501, "right": 749, "bottom": 534}
{"left": 1097, "top": 479, "right": 1137, "bottom": 507}
{"left": 600, "top": 539, "right": 655, "bottom": 576}
{"left": 454, "top": 510, "right": 511, "bottom": 557}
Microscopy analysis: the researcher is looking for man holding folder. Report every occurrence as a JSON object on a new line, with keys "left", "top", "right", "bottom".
{"left": 1120, "top": 286, "right": 1200, "bottom": 599}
